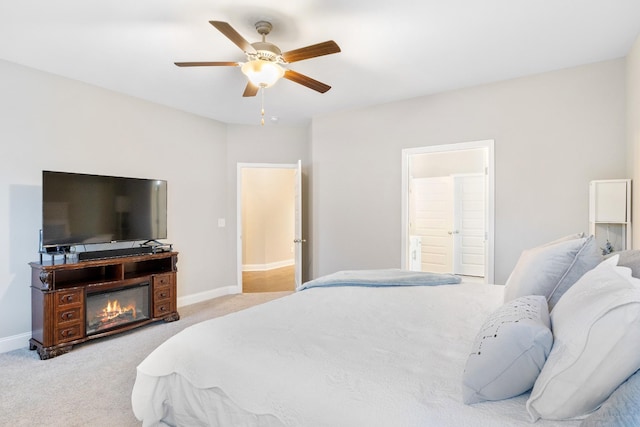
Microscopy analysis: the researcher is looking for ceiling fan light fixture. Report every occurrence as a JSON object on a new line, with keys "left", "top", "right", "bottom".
{"left": 241, "top": 59, "right": 284, "bottom": 88}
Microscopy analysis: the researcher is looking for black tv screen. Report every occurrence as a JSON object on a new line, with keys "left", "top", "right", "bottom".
{"left": 42, "top": 171, "right": 167, "bottom": 248}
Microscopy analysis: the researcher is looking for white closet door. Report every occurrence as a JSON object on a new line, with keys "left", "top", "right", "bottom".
{"left": 410, "top": 177, "right": 453, "bottom": 273}
{"left": 453, "top": 174, "right": 485, "bottom": 277}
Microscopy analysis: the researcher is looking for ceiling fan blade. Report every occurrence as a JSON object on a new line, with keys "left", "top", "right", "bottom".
{"left": 174, "top": 61, "right": 239, "bottom": 67}
{"left": 242, "top": 81, "right": 259, "bottom": 97}
{"left": 209, "top": 21, "right": 257, "bottom": 54}
{"left": 281, "top": 40, "right": 341, "bottom": 63}
{"left": 283, "top": 70, "right": 331, "bottom": 93}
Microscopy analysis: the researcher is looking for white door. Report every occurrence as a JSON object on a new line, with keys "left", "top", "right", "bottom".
{"left": 293, "top": 160, "right": 303, "bottom": 288}
{"left": 410, "top": 177, "right": 453, "bottom": 273}
{"left": 453, "top": 174, "right": 486, "bottom": 277}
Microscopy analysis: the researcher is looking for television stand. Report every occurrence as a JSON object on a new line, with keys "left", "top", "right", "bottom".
{"left": 29, "top": 251, "right": 179, "bottom": 359}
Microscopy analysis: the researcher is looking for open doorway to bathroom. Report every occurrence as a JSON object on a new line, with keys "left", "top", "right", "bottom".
{"left": 401, "top": 140, "right": 494, "bottom": 284}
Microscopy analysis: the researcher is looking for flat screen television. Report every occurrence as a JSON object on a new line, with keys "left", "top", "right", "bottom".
{"left": 42, "top": 171, "right": 167, "bottom": 248}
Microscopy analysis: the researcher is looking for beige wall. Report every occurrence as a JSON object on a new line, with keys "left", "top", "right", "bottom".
{"left": 242, "top": 168, "right": 296, "bottom": 268}
{"left": 628, "top": 35, "right": 640, "bottom": 247}
{"left": 311, "top": 59, "right": 627, "bottom": 284}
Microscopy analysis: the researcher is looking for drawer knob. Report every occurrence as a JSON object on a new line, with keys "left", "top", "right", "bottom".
{"left": 160, "top": 292, "right": 167, "bottom": 298}
{"left": 62, "top": 311, "right": 74, "bottom": 320}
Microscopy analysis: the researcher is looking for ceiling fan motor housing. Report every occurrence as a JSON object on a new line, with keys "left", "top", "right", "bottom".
{"left": 251, "top": 41, "right": 282, "bottom": 62}
{"left": 251, "top": 22, "right": 282, "bottom": 63}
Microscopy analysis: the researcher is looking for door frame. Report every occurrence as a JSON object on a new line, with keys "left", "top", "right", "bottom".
{"left": 401, "top": 140, "right": 495, "bottom": 284}
{"left": 236, "top": 162, "right": 301, "bottom": 293}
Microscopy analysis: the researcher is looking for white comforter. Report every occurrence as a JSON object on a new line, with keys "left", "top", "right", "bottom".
{"left": 132, "top": 283, "right": 580, "bottom": 426}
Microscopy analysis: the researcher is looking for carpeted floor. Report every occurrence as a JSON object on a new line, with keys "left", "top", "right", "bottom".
{"left": 0, "top": 291, "right": 291, "bottom": 427}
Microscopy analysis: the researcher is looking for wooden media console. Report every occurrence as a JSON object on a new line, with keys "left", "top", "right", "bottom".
{"left": 29, "top": 251, "right": 179, "bottom": 360}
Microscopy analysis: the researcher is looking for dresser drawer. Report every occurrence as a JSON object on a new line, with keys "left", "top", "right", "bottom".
{"left": 154, "top": 273, "right": 174, "bottom": 287}
{"left": 57, "top": 307, "right": 82, "bottom": 324}
{"left": 56, "top": 289, "right": 82, "bottom": 307}
{"left": 154, "top": 285, "right": 172, "bottom": 303}
{"left": 55, "top": 323, "right": 82, "bottom": 344}
{"left": 153, "top": 301, "right": 174, "bottom": 318}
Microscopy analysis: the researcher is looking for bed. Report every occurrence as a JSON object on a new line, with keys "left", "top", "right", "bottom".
{"left": 132, "top": 236, "right": 640, "bottom": 427}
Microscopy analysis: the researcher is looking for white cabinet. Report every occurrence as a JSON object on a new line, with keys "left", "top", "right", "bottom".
{"left": 589, "top": 179, "right": 631, "bottom": 253}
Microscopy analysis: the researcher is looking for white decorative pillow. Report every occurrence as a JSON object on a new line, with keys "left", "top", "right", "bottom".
{"left": 462, "top": 295, "right": 552, "bottom": 404}
{"left": 504, "top": 235, "right": 601, "bottom": 310}
{"left": 526, "top": 260, "right": 640, "bottom": 421}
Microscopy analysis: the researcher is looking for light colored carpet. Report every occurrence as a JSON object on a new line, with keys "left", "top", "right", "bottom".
{"left": 0, "top": 291, "right": 292, "bottom": 427}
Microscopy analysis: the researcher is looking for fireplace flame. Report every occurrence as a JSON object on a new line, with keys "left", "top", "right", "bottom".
{"left": 102, "top": 299, "right": 137, "bottom": 322}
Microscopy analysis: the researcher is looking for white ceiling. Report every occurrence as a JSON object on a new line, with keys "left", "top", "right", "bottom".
{"left": 1, "top": 1, "right": 639, "bottom": 126}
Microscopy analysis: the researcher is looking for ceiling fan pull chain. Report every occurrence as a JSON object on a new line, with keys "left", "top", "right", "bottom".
{"left": 261, "top": 87, "right": 265, "bottom": 126}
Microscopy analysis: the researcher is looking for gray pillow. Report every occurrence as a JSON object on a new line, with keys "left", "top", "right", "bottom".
{"left": 580, "top": 369, "right": 640, "bottom": 427}
{"left": 610, "top": 250, "right": 640, "bottom": 278}
{"left": 548, "top": 236, "right": 602, "bottom": 309}
{"left": 462, "top": 295, "right": 553, "bottom": 404}
{"left": 504, "top": 235, "right": 602, "bottom": 310}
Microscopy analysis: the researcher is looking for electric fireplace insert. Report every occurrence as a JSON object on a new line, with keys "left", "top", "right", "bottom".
{"left": 86, "top": 282, "right": 150, "bottom": 336}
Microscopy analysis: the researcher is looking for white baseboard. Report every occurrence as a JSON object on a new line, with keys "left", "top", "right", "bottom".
{"left": 177, "top": 285, "right": 240, "bottom": 307}
{"left": 0, "top": 332, "right": 31, "bottom": 354}
{"left": 243, "top": 259, "right": 294, "bottom": 272}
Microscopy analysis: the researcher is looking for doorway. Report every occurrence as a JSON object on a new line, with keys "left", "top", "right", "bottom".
{"left": 401, "top": 141, "right": 494, "bottom": 284}
{"left": 237, "top": 162, "right": 303, "bottom": 293}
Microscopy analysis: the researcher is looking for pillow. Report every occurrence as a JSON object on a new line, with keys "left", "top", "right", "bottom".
{"left": 526, "top": 260, "right": 640, "bottom": 421}
{"left": 547, "top": 235, "right": 602, "bottom": 308}
{"left": 596, "top": 253, "right": 620, "bottom": 270}
{"left": 580, "top": 369, "right": 640, "bottom": 427}
{"left": 462, "top": 295, "right": 552, "bottom": 404}
{"left": 542, "top": 232, "right": 585, "bottom": 246}
{"left": 611, "top": 250, "right": 640, "bottom": 278}
{"left": 504, "top": 235, "right": 601, "bottom": 310}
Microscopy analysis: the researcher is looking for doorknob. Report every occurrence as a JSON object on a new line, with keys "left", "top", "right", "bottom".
{"left": 293, "top": 239, "right": 307, "bottom": 243}
{"left": 447, "top": 230, "right": 460, "bottom": 235}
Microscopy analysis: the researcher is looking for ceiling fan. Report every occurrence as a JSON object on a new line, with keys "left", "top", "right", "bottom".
{"left": 175, "top": 20, "right": 341, "bottom": 98}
